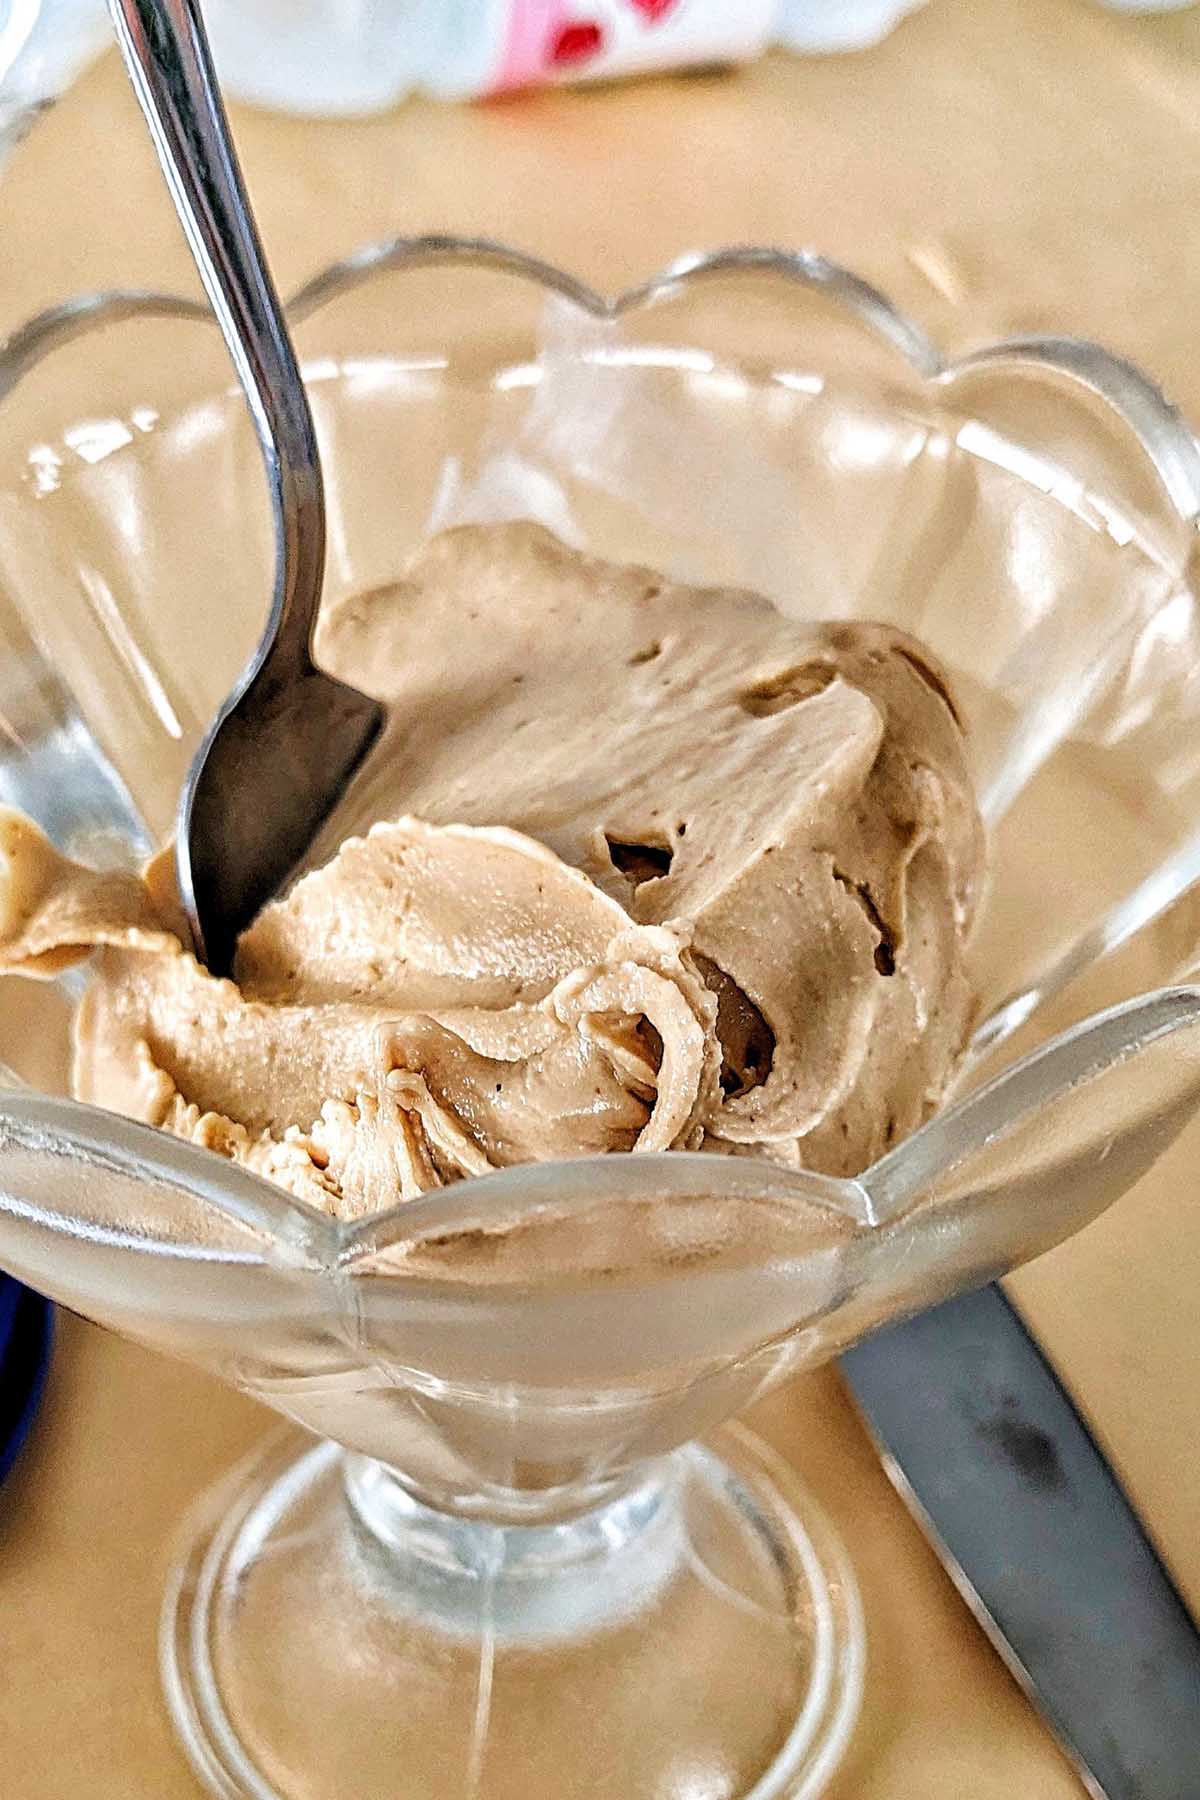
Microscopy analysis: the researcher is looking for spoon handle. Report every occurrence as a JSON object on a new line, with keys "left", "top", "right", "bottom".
{"left": 106, "top": 0, "right": 322, "bottom": 676}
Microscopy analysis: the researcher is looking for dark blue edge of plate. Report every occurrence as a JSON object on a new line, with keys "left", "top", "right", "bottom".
{"left": 0, "top": 1276, "right": 21, "bottom": 1367}
{"left": 0, "top": 1289, "right": 54, "bottom": 1489}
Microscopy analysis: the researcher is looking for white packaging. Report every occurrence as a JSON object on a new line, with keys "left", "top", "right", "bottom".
{"left": 197, "top": 0, "right": 777, "bottom": 115}
{"left": 1, "top": 0, "right": 1195, "bottom": 133}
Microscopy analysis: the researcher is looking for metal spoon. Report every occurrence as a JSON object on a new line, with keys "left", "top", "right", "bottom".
{"left": 107, "top": 0, "right": 384, "bottom": 975}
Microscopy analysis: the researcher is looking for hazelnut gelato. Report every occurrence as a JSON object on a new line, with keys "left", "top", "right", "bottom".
{"left": 0, "top": 523, "right": 984, "bottom": 1217}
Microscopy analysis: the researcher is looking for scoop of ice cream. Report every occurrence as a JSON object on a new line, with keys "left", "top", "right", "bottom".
{"left": 1, "top": 812, "right": 720, "bottom": 1216}
{"left": 315, "top": 522, "right": 984, "bottom": 1168}
{"left": 0, "top": 523, "right": 984, "bottom": 1216}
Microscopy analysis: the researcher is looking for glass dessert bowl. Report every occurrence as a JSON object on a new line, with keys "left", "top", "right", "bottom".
{"left": 2, "top": 242, "right": 1200, "bottom": 1800}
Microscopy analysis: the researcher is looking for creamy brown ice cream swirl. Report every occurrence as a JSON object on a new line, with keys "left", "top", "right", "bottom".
{"left": 0, "top": 523, "right": 984, "bottom": 1218}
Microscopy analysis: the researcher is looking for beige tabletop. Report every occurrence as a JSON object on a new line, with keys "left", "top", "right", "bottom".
{"left": 2, "top": 2, "right": 1200, "bottom": 1794}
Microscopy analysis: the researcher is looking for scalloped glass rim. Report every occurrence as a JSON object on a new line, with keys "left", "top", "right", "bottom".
{"left": 3, "top": 234, "right": 1200, "bottom": 1260}
{"left": 6, "top": 236, "right": 1200, "bottom": 519}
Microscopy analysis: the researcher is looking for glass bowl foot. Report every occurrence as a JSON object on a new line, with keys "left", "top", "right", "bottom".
{"left": 161, "top": 1421, "right": 864, "bottom": 1800}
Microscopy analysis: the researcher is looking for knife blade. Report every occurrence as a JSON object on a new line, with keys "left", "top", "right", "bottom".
{"left": 840, "top": 1282, "right": 1200, "bottom": 1800}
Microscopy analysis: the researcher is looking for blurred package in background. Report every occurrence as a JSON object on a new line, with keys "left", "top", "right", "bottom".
{"left": 1, "top": 0, "right": 1198, "bottom": 141}
{"left": 189, "top": 0, "right": 944, "bottom": 113}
